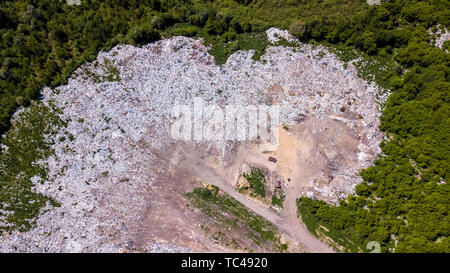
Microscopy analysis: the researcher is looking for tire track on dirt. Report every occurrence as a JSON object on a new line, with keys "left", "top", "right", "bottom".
{"left": 174, "top": 147, "right": 333, "bottom": 253}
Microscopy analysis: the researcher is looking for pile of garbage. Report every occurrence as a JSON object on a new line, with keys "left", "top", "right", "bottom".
{"left": 0, "top": 29, "right": 384, "bottom": 252}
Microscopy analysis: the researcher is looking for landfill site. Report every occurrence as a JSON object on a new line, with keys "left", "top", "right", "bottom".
{"left": 0, "top": 28, "right": 386, "bottom": 253}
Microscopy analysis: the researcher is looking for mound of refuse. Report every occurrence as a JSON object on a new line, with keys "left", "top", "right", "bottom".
{"left": 0, "top": 28, "right": 385, "bottom": 252}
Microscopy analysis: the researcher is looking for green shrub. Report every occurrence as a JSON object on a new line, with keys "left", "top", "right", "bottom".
{"left": 289, "top": 20, "right": 306, "bottom": 39}
{"left": 205, "top": 18, "right": 228, "bottom": 35}
{"left": 127, "top": 25, "right": 160, "bottom": 46}
{"left": 173, "top": 26, "right": 198, "bottom": 37}
{"left": 243, "top": 168, "right": 266, "bottom": 198}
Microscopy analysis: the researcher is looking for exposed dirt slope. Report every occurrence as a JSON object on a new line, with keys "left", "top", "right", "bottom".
{"left": 165, "top": 144, "right": 333, "bottom": 252}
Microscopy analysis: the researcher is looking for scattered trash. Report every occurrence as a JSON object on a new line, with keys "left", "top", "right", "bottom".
{"left": 1, "top": 28, "right": 383, "bottom": 252}
{"left": 275, "top": 181, "right": 281, "bottom": 188}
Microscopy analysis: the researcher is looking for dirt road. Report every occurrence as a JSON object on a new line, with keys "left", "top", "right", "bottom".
{"left": 174, "top": 146, "right": 334, "bottom": 253}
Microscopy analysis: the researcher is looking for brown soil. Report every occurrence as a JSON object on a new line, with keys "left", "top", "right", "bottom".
{"left": 134, "top": 115, "right": 363, "bottom": 253}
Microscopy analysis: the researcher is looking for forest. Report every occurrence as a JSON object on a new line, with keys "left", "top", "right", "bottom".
{"left": 0, "top": 0, "right": 449, "bottom": 252}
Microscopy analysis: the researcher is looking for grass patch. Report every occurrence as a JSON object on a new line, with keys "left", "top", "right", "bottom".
{"left": 201, "top": 31, "right": 271, "bottom": 65}
{"left": 326, "top": 43, "right": 397, "bottom": 91}
{"left": 242, "top": 168, "right": 266, "bottom": 198}
{"left": 271, "top": 188, "right": 285, "bottom": 208}
{"left": 85, "top": 58, "right": 121, "bottom": 83}
{"left": 163, "top": 24, "right": 279, "bottom": 65}
{"left": 296, "top": 200, "right": 360, "bottom": 253}
{"left": 0, "top": 101, "right": 66, "bottom": 234}
{"left": 102, "top": 58, "right": 121, "bottom": 82}
{"left": 186, "top": 185, "right": 286, "bottom": 252}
